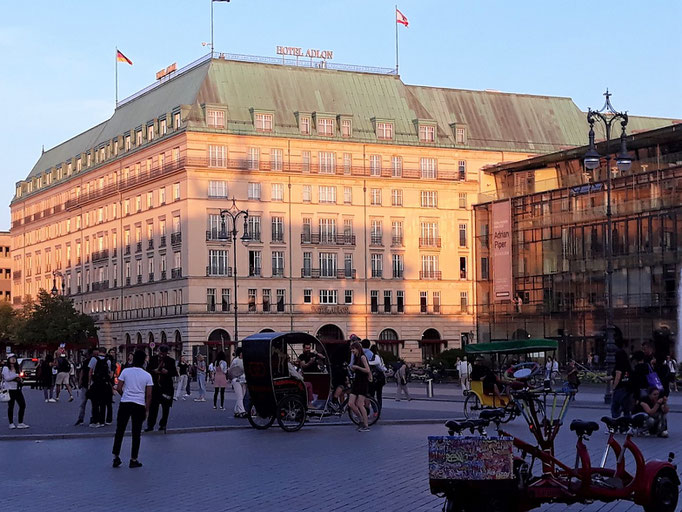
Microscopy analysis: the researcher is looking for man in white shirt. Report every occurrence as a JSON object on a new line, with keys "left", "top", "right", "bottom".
{"left": 456, "top": 357, "right": 472, "bottom": 393}
{"left": 112, "top": 350, "right": 152, "bottom": 469}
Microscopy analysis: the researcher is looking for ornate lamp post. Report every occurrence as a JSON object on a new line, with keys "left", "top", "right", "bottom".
{"left": 219, "top": 198, "right": 250, "bottom": 352}
{"left": 583, "top": 90, "right": 632, "bottom": 404}
{"left": 51, "top": 270, "right": 65, "bottom": 296}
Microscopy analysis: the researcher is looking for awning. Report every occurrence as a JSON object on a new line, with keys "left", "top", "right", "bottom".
{"left": 419, "top": 339, "right": 445, "bottom": 345}
{"left": 377, "top": 339, "right": 403, "bottom": 345}
{"left": 465, "top": 339, "right": 558, "bottom": 355}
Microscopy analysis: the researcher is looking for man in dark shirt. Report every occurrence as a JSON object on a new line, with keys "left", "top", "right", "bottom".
{"left": 611, "top": 339, "right": 632, "bottom": 418}
{"left": 298, "top": 343, "right": 324, "bottom": 373}
{"left": 145, "top": 345, "right": 178, "bottom": 432}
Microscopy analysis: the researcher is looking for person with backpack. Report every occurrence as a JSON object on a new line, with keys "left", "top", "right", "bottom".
{"left": 368, "top": 345, "right": 387, "bottom": 410}
{"left": 88, "top": 347, "right": 112, "bottom": 428}
{"left": 55, "top": 353, "right": 74, "bottom": 402}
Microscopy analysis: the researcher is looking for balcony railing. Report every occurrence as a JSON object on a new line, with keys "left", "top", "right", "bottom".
{"left": 420, "top": 270, "right": 442, "bottom": 280}
{"left": 92, "top": 249, "right": 109, "bottom": 262}
{"left": 391, "top": 237, "right": 404, "bottom": 247}
{"left": 419, "top": 237, "right": 442, "bottom": 248}
{"left": 248, "top": 266, "right": 262, "bottom": 277}
{"left": 300, "top": 233, "right": 356, "bottom": 245}
{"left": 124, "top": 245, "right": 131, "bottom": 255}
{"left": 160, "top": 235, "right": 167, "bottom": 247}
{"left": 206, "top": 266, "right": 233, "bottom": 277}
{"left": 125, "top": 277, "right": 131, "bottom": 286}
{"left": 370, "top": 235, "right": 383, "bottom": 246}
{"left": 171, "top": 232, "right": 182, "bottom": 246}
{"left": 337, "top": 269, "right": 356, "bottom": 279}
{"left": 206, "top": 230, "right": 230, "bottom": 241}
{"left": 272, "top": 268, "right": 284, "bottom": 277}
{"left": 147, "top": 240, "right": 154, "bottom": 250}
{"left": 136, "top": 275, "right": 142, "bottom": 284}
{"left": 160, "top": 270, "right": 167, "bottom": 280}
{"left": 135, "top": 242, "right": 142, "bottom": 253}
{"left": 148, "top": 272, "right": 154, "bottom": 282}
{"left": 301, "top": 268, "right": 345, "bottom": 278}
{"left": 271, "top": 234, "right": 284, "bottom": 243}
{"left": 171, "top": 268, "right": 182, "bottom": 279}
{"left": 91, "top": 281, "right": 109, "bottom": 292}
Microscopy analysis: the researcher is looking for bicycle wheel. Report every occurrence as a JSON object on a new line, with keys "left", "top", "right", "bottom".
{"left": 532, "top": 398, "right": 546, "bottom": 422}
{"left": 463, "top": 393, "right": 482, "bottom": 419}
{"left": 276, "top": 396, "right": 306, "bottom": 432}
{"left": 246, "top": 404, "right": 275, "bottom": 430}
{"left": 348, "top": 397, "right": 380, "bottom": 426}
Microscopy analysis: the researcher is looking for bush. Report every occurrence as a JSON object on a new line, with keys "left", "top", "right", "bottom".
{"left": 378, "top": 350, "right": 398, "bottom": 366}
{"left": 430, "top": 348, "right": 466, "bottom": 369}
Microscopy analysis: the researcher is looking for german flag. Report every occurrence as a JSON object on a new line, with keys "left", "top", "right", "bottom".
{"left": 116, "top": 49, "right": 133, "bottom": 65}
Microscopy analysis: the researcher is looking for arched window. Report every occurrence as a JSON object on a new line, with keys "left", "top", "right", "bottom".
{"left": 378, "top": 328, "right": 400, "bottom": 356}
{"left": 421, "top": 328, "right": 442, "bottom": 361}
{"left": 316, "top": 324, "right": 344, "bottom": 342}
{"left": 136, "top": 332, "right": 142, "bottom": 345}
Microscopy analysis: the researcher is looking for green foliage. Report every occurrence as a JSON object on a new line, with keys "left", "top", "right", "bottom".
{"left": 378, "top": 349, "right": 398, "bottom": 366}
{"left": 15, "top": 290, "right": 97, "bottom": 348}
{"left": 430, "top": 348, "right": 467, "bottom": 369}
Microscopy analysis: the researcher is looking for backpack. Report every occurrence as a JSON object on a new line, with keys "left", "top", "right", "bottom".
{"left": 93, "top": 357, "right": 110, "bottom": 384}
{"left": 58, "top": 357, "right": 70, "bottom": 373}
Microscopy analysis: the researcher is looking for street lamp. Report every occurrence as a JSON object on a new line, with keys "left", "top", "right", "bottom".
{"left": 51, "top": 270, "right": 65, "bottom": 296}
{"left": 219, "top": 198, "right": 250, "bottom": 352}
{"left": 582, "top": 89, "right": 631, "bottom": 404}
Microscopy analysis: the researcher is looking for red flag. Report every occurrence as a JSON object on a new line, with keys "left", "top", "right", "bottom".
{"left": 116, "top": 50, "right": 133, "bottom": 66}
{"left": 396, "top": 8, "right": 408, "bottom": 27}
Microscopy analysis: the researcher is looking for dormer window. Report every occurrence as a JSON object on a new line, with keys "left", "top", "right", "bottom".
{"left": 86, "top": 153, "right": 92, "bottom": 167}
{"left": 207, "top": 109, "right": 225, "bottom": 128}
{"left": 300, "top": 116, "right": 311, "bottom": 135}
{"left": 419, "top": 124, "right": 436, "bottom": 143}
{"left": 376, "top": 121, "right": 394, "bottom": 140}
{"left": 341, "top": 119, "right": 352, "bottom": 138}
{"left": 255, "top": 113, "right": 273, "bottom": 132}
{"left": 174, "top": 112, "right": 181, "bottom": 129}
{"left": 136, "top": 130, "right": 142, "bottom": 146}
{"left": 76, "top": 158, "right": 82, "bottom": 172}
{"left": 146, "top": 124, "right": 154, "bottom": 141}
{"left": 125, "top": 134, "right": 131, "bottom": 151}
{"left": 456, "top": 128, "right": 465, "bottom": 144}
{"left": 317, "top": 118, "right": 334, "bottom": 136}
{"left": 160, "top": 118, "right": 167, "bottom": 135}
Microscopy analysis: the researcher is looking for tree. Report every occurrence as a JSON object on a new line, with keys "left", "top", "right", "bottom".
{"left": 0, "top": 301, "right": 16, "bottom": 343}
{"left": 16, "top": 290, "right": 98, "bottom": 348}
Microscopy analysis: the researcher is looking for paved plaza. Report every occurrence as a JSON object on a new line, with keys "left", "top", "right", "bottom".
{"left": 3, "top": 383, "right": 681, "bottom": 511}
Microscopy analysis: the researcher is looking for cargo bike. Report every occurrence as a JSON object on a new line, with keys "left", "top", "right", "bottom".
{"left": 243, "top": 331, "right": 380, "bottom": 432}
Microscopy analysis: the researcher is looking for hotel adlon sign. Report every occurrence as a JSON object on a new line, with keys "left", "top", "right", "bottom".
{"left": 492, "top": 200, "right": 513, "bottom": 303}
{"left": 276, "top": 46, "right": 334, "bottom": 60}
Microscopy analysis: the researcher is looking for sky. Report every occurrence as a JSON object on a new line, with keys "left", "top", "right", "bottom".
{"left": 1, "top": 0, "right": 680, "bottom": 230}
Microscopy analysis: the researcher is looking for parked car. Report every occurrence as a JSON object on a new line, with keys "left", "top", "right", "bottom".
{"left": 18, "top": 357, "right": 39, "bottom": 387}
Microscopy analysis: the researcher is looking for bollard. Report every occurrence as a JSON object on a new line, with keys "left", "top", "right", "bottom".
{"left": 425, "top": 378, "right": 434, "bottom": 398}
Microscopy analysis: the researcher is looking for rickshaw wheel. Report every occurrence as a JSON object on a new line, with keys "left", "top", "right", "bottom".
{"left": 246, "top": 405, "right": 275, "bottom": 430}
{"left": 645, "top": 473, "right": 679, "bottom": 512}
{"left": 276, "top": 396, "right": 306, "bottom": 432}
{"left": 348, "top": 397, "right": 380, "bottom": 426}
{"left": 462, "top": 393, "right": 482, "bottom": 419}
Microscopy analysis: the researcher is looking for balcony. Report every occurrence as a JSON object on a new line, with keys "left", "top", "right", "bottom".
{"left": 12, "top": 270, "right": 21, "bottom": 281}
{"left": 206, "top": 230, "right": 229, "bottom": 241}
{"left": 160, "top": 235, "right": 167, "bottom": 247}
{"left": 420, "top": 270, "right": 442, "bottom": 280}
{"left": 391, "top": 237, "right": 404, "bottom": 247}
{"left": 171, "top": 232, "right": 182, "bottom": 246}
{"left": 91, "top": 281, "right": 109, "bottom": 292}
{"left": 206, "top": 266, "right": 233, "bottom": 277}
{"left": 125, "top": 277, "right": 131, "bottom": 287}
{"left": 371, "top": 269, "right": 383, "bottom": 278}
{"left": 272, "top": 268, "right": 284, "bottom": 277}
{"left": 160, "top": 270, "right": 167, "bottom": 280}
{"left": 124, "top": 245, "right": 131, "bottom": 255}
{"left": 92, "top": 250, "right": 109, "bottom": 262}
{"left": 271, "top": 234, "right": 285, "bottom": 243}
{"left": 248, "top": 266, "right": 262, "bottom": 277}
{"left": 136, "top": 275, "right": 142, "bottom": 284}
{"left": 171, "top": 268, "right": 182, "bottom": 279}
{"left": 300, "top": 268, "right": 344, "bottom": 278}
{"left": 370, "top": 234, "right": 383, "bottom": 246}
{"left": 419, "top": 237, "right": 442, "bottom": 248}
{"left": 147, "top": 240, "right": 154, "bottom": 250}
{"left": 77, "top": 285, "right": 81, "bottom": 293}
{"left": 337, "top": 269, "right": 356, "bottom": 279}
{"left": 136, "top": 242, "right": 142, "bottom": 253}
{"left": 112, "top": 248, "right": 117, "bottom": 258}
{"left": 148, "top": 272, "right": 154, "bottom": 283}
{"left": 300, "top": 232, "right": 356, "bottom": 246}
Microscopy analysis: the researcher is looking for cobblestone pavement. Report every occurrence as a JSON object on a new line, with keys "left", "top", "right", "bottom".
{"left": 3, "top": 403, "right": 680, "bottom": 511}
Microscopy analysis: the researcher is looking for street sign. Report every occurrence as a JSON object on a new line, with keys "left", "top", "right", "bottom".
{"left": 149, "top": 342, "right": 156, "bottom": 349}
{"left": 5, "top": 346, "right": 10, "bottom": 354}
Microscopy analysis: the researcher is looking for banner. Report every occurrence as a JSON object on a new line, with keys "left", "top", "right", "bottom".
{"left": 491, "top": 200, "right": 513, "bottom": 303}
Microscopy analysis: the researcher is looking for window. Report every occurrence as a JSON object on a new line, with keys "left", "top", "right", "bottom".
{"left": 420, "top": 158, "right": 437, "bottom": 179}
{"left": 460, "top": 291, "right": 468, "bottom": 312}
{"left": 302, "top": 218, "right": 312, "bottom": 242}
{"left": 248, "top": 148, "right": 260, "bottom": 170}
{"left": 136, "top": 131, "right": 142, "bottom": 146}
{"left": 458, "top": 160, "right": 466, "bottom": 180}
{"left": 124, "top": 136, "right": 130, "bottom": 152}
{"left": 317, "top": 118, "right": 334, "bottom": 136}
{"left": 319, "top": 252, "right": 337, "bottom": 277}
{"left": 207, "top": 214, "right": 222, "bottom": 239}
{"left": 459, "top": 257, "right": 467, "bottom": 279}
{"left": 174, "top": 112, "right": 181, "bottom": 129}
{"left": 255, "top": 113, "right": 273, "bottom": 132}
{"left": 271, "top": 216, "right": 284, "bottom": 242}
{"left": 481, "top": 257, "right": 489, "bottom": 280}
{"left": 421, "top": 255, "right": 439, "bottom": 279}
{"left": 302, "top": 185, "right": 312, "bottom": 202}
{"left": 459, "top": 224, "right": 467, "bottom": 247}
{"left": 247, "top": 216, "right": 261, "bottom": 241}
{"left": 207, "top": 109, "right": 225, "bottom": 128}
{"left": 206, "top": 288, "right": 216, "bottom": 312}
{"left": 376, "top": 121, "right": 393, "bottom": 140}
{"left": 343, "top": 153, "right": 352, "bottom": 174}
{"left": 300, "top": 116, "right": 311, "bottom": 135}
{"left": 433, "top": 292, "right": 441, "bottom": 313}
{"left": 319, "top": 219, "right": 336, "bottom": 241}
{"left": 341, "top": 119, "right": 352, "bottom": 137}
{"left": 208, "top": 250, "right": 229, "bottom": 275}
{"left": 136, "top": 195, "right": 142, "bottom": 212}
{"left": 318, "top": 152, "right": 336, "bottom": 174}
{"left": 419, "top": 124, "right": 435, "bottom": 142}
{"left": 392, "top": 254, "right": 404, "bottom": 278}
{"left": 371, "top": 254, "right": 383, "bottom": 278}
{"left": 370, "top": 155, "right": 382, "bottom": 176}
{"left": 392, "top": 221, "right": 404, "bottom": 246}
{"left": 208, "top": 180, "right": 228, "bottom": 198}
{"left": 384, "top": 291, "right": 392, "bottom": 313}
{"left": 160, "top": 118, "right": 167, "bottom": 136}
{"left": 391, "top": 189, "right": 403, "bottom": 206}
{"left": 481, "top": 224, "right": 489, "bottom": 248}
{"left": 344, "top": 187, "right": 352, "bottom": 204}
{"left": 147, "top": 191, "right": 154, "bottom": 209}
{"left": 302, "top": 151, "right": 311, "bottom": 172}
{"left": 248, "top": 251, "right": 261, "bottom": 277}
{"left": 159, "top": 187, "right": 166, "bottom": 205}
{"left": 271, "top": 183, "right": 283, "bottom": 201}
{"left": 208, "top": 145, "right": 227, "bottom": 167}
{"left": 420, "top": 191, "right": 438, "bottom": 208}
{"left": 420, "top": 291, "right": 428, "bottom": 313}
{"left": 303, "top": 289, "right": 312, "bottom": 303}
{"left": 248, "top": 289, "right": 257, "bottom": 312}
{"left": 262, "top": 289, "right": 271, "bottom": 312}
{"left": 248, "top": 182, "right": 261, "bottom": 200}
{"left": 370, "top": 290, "right": 379, "bottom": 313}
{"left": 456, "top": 127, "right": 466, "bottom": 144}
{"left": 387, "top": 157, "right": 402, "bottom": 179}
{"left": 371, "top": 220, "right": 382, "bottom": 245}
{"left": 344, "top": 290, "right": 353, "bottom": 305}
{"left": 421, "top": 222, "right": 439, "bottom": 246}
{"left": 370, "top": 188, "right": 382, "bottom": 206}
{"left": 343, "top": 219, "right": 353, "bottom": 239}
{"left": 173, "top": 183, "right": 180, "bottom": 201}
{"left": 458, "top": 193, "right": 467, "bottom": 209}
{"left": 302, "top": 252, "right": 312, "bottom": 276}
{"left": 319, "top": 290, "right": 337, "bottom": 304}
{"left": 343, "top": 253, "right": 353, "bottom": 277}
{"left": 397, "top": 290, "right": 404, "bottom": 313}
{"left": 276, "top": 289, "right": 285, "bottom": 312}
{"left": 270, "top": 148, "right": 283, "bottom": 171}
{"left": 221, "top": 288, "right": 230, "bottom": 312}
{"left": 319, "top": 186, "right": 336, "bottom": 203}
{"left": 272, "top": 251, "right": 284, "bottom": 276}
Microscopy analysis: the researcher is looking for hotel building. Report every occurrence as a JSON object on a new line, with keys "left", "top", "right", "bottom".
{"left": 10, "top": 54, "right": 672, "bottom": 362}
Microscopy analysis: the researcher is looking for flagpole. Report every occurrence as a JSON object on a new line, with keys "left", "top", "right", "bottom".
{"left": 115, "top": 47, "right": 118, "bottom": 106}
{"left": 395, "top": 5, "right": 399, "bottom": 74}
{"left": 210, "top": 0, "right": 214, "bottom": 54}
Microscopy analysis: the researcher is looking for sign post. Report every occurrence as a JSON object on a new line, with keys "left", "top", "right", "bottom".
{"left": 491, "top": 200, "right": 513, "bottom": 303}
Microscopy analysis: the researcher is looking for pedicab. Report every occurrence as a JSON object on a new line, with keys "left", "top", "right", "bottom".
{"left": 242, "top": 331, "right": 380, "bottom": 432}
{"left": 463, "top": 339, "right": 557, "bottom": 422}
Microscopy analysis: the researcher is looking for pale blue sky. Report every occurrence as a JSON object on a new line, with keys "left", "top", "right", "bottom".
{"left": 1, "top": 0, "right": 680, "bottom": 229}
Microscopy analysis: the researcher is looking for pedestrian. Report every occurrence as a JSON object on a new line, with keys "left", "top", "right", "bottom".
{"left": 88, "top": 347, "right": 112, "bottom": 428}
{"left": 185, "top": 362, "right": 193, "bottom": 397}
{"left": 174, "top": 355, "right": 189, "bottom": 401}
{"left": 55, "top": 353, "right": 74, "bottom": 402}
{"left": 395, "top": 359, "right": 411, "bottom": 401}
{"left": 545, "top": 356, "right": 559, "bottom": 385}
{"left": 348, "top": 341, "right": 372, "bottom": 432}
{"left": 456, "top": 356, "right": 472, "bottom": 394}
{"left": 112, "top": 350, "right": 153, "bottom": 468}
{"left": 229, "top": 348, "right": 246, "bottom": 418}
{"left": 3, "top": 354, "right": 29, "bottom": 429}
{"left": 74, "top": 349, "right": 93, "bottom": 426}
{"left": 634, "top": 387, "right": 669, "bottom": 437}
{"left": 124, "top": 352, "right": 134, "bottom": 369}
{"left": 587, "top": 353, "right": 593, "bottom": 370}
{"left": 368, "top": 345, "right": 386, "bottom": 410}
{"left": 194, "top": 355, "right": 207, "bottom": 402}
{"left": 38, "top": 354, "right": 55, "bottom": 402}
{"left": 145, "top": 345, "right": 177, "bottom": 432}
{"left": 208, "top": 361, "right": 215, "bottom": 384}
{"left": 611, "top": 339, "right": 633, "bottom": 418}
{"left": 566, "top": 360, "right": 580, "bottom": 399}
{"left": 666, "top": 355, "right": 678, "bottom": 392}
{"left": 213, "top": 351, "right": 228, "bottom": 410}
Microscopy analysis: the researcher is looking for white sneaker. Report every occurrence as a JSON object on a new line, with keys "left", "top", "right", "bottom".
{"left": 48, "top": 398, "right": 56, "bottom": 403}
{"left": 8, "top": 423, "right": 16, "bottom": 429}
{"left": 16, "top": 423, "right": 29, "bottom": 429}
{"left": 45, "top": 399, "right": 49, "bottom": 403}
{"left": 89, "top": 423, "right": 98, "bottom": 428}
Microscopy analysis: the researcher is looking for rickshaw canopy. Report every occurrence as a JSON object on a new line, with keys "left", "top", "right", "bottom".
{"left": 465, "top": 339, "right": 558, "bottom": 355}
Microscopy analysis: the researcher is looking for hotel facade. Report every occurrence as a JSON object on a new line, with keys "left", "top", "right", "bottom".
{"left": 10, "top": 54, "right": 672, "bottom": 362}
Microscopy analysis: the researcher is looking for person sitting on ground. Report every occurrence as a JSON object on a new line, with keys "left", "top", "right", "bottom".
{"left": 634, "top": 386, "right": 669, "bottom": 437}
